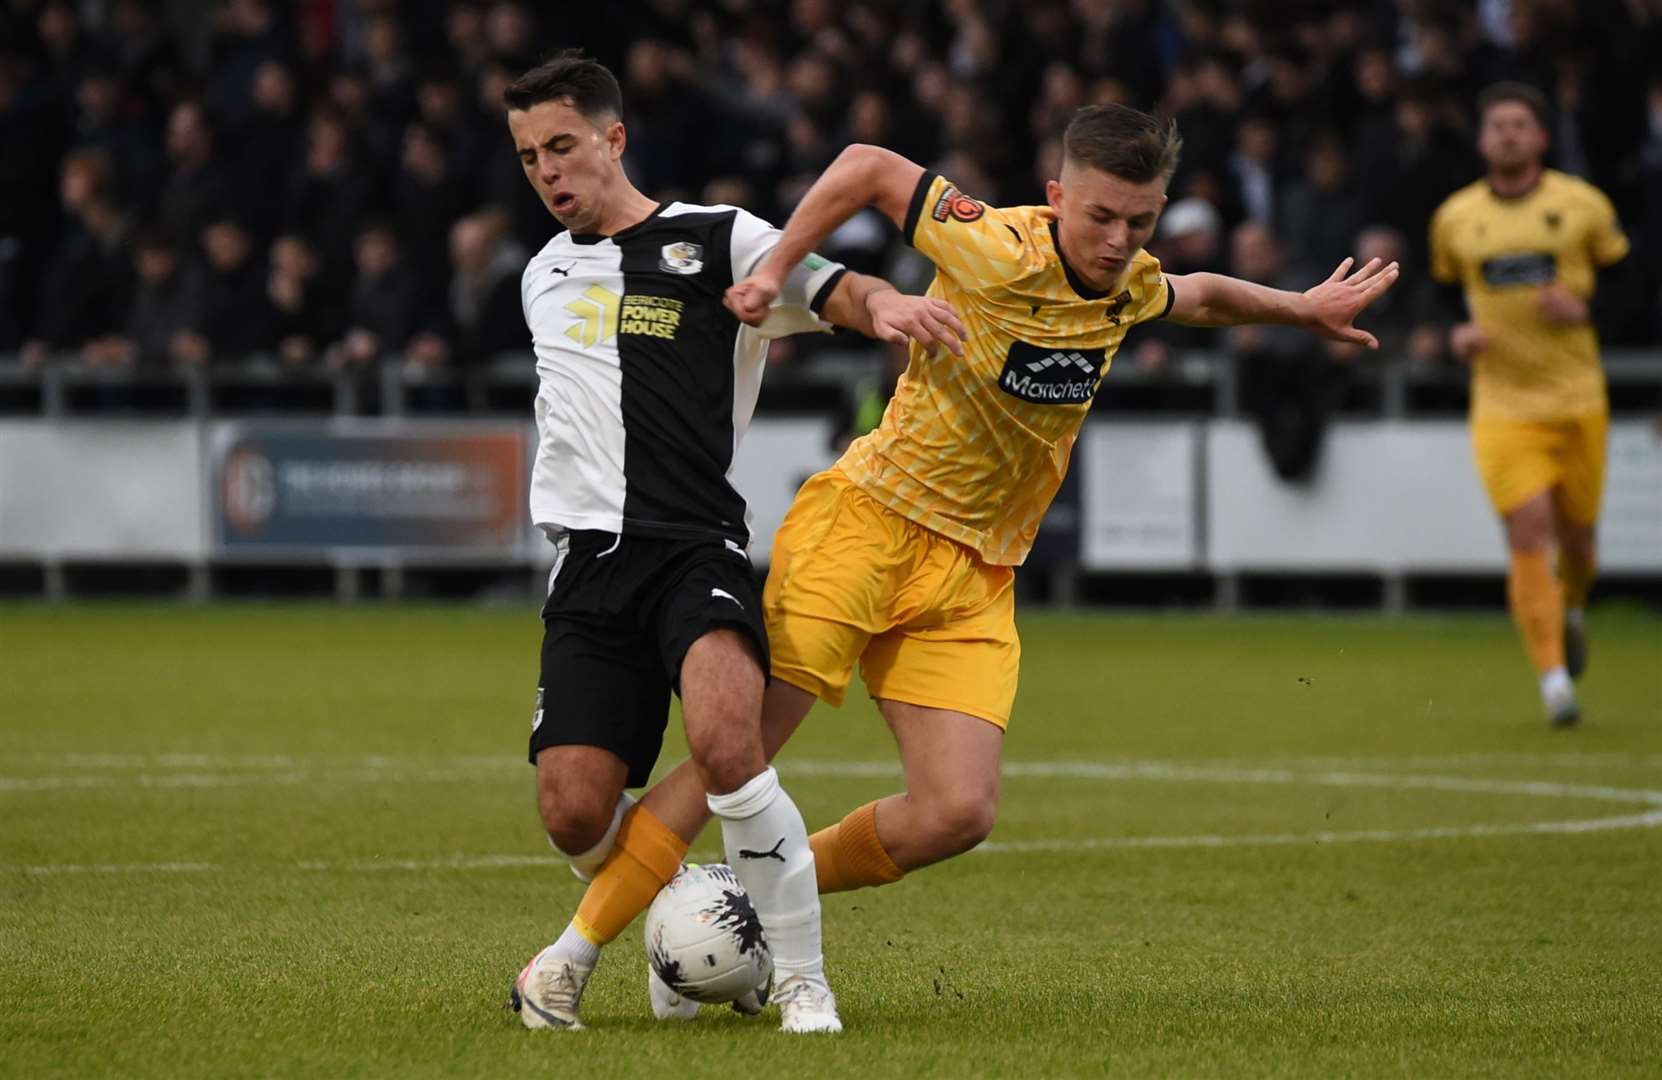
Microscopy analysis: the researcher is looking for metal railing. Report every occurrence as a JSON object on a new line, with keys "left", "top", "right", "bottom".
{"left": 4, "top": 348, "right": 1657, "bottom": 420}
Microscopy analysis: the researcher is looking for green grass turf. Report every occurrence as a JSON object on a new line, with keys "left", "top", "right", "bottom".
{"left": 1, "top": 602, "right": 1659, "bottom": 1078}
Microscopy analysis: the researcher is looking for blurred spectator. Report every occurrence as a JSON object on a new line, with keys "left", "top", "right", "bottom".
{"left": 404, "top": 208, "right": 525, "bottom": 370}
{"left": 115, "top": 226, "right": 206, "bottom": 367}
{"left": 284, "top": 105, "right": 376, "bottom": 280}
{"left": 1168, "top": 53, "right": 1243, "bottom": 205}
{"left": 3, "top": 0, "right": 1658, "bottom": 387}
{"left": 205, "top": 0, "right": 295, "bottom": 139}
{"left": 236, "top": 59, "right": 306, "bottom": 241}
{"left": 1227, "top": 222, "right": 1343, "bottom": 483}
{"left": 1348, "top": 225, "right": 1446, "bottom": 364}
{"left": 265, "top": 233, "right": 340, "bottom": 367}
{"left": 108, "top": 0, "right": 184, "bottom": 119}
{"left": 1278, "top": 133, "right": 1366, "bottom": 279}
{"left": 328, "top": 221, "right": 425, "bottom": 370}
{"left": 444, "top": 208, "right": 525, "bottom": 363}
{"left": 362, "top": 13, "right": 416, "bottom": 143}
{"left": 1643, "top": 78, "right": 1662, "bottom": 342}
{"left": 71, "top": 58, "right": 164, "bottom": 215}
{"left": 393, "top": 119, "right": 471, "bottom": 283}
{"left": 415, "top": 64, "right": 492, "bottom": 197}
{"left": 22, "top": 151, "right": 132, "bottom": 368}
{"left": 485, "top": 1, "right": 538, "bottom": 68}
{"left": 157, "top": 100, "right": 234, "bottom": 244}
{"left": 444, "top": 2, "right": 492, "bottom": 81}
{"left": 1367, "top": 84, "right": 1481, "bottom": 269}
{"left": 185, "top": 215, "right": 269, "bottom": 364}
{"left": 1229, "top": 112, "right": 1279, "bottom": 226}
{"left": 33, "top": 1, "right": 92, "bottom": 115}
{"left": 1132, "top": 197, "right": 1224, "bottom": 370}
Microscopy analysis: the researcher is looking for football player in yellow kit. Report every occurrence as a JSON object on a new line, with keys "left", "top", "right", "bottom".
{"left": 564, "top": 103, "right": 1397, "bottom": 1020}
{"left": 1429, "top": 82, "right": 1631, "bottom": 727}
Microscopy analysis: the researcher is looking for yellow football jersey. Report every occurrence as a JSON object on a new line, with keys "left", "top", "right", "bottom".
{"left": 835, "top": 172, "right": 1172, "bottom": 566}
{"left": 1429, "top": 169, "right": 1629, "bottom": 420}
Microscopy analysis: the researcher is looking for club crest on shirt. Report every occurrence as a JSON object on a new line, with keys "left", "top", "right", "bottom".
{"left": 1103, "top": 289, "right": 1134, "bottom": 324}
{"left": 660, "top": 241, "right": 704, "bottom": 275}
{"left": 932, "top": 186, "right": 985, "bottom": 223}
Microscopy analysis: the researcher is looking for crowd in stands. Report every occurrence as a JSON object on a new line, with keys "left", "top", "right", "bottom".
{"left": 2, "top": 0, "right": 1659, "bottom": 388}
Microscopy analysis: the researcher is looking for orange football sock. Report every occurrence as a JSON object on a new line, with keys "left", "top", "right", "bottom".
{"left": 1508, "top": 549, "right": 1565, "bottom": 675}
{"left": 809, "top": 801, "right": 905, "bottom": 894}
{"left": 572, "top": 803, "right": 687, "bottom": 946}
{"left": 1558, "top": 550, "right": 1596, "bottom": 612}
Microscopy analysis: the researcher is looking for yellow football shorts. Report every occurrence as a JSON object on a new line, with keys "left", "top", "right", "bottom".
{"left": 1470, "top": 412, "right": 1608, "bottom": 524}
{"left": 762, "top": 469, "right": 1019, "bottom": 729}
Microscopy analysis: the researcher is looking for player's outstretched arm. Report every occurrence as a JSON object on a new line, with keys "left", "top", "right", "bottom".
{"left": 1167, "top": 257, "right": 1400, "bottom": 348}
{"left": 817, "top": 272, "right": 966, "bottom": 356}
{"left": 726, "top": 145, "right": 926, "bottom": 326}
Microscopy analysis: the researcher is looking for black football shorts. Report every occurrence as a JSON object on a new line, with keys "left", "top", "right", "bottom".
{"left": 528, "top": 529, "right": 769, "bottom": 787}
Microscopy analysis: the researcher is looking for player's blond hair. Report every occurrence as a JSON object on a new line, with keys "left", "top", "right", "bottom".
{"left": 1062, "top": 104, "right": 1182, "bottom": 185}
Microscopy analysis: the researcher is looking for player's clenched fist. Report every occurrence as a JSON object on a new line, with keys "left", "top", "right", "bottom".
{"left": 724, "top": 273, "right": 782, "bottom": 326}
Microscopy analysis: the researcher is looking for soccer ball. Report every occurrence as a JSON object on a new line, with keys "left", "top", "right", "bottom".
{"left": 644, "top": 863, "right": 773, "bottom": 1005}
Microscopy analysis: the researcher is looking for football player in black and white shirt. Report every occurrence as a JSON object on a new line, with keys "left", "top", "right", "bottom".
{"left": 502, "top": 53, "right": 965, "bottom": 1035}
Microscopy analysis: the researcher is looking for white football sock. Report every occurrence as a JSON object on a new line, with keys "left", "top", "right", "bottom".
{"left": 706, "top": 767, "right": 824, "bottom": 980}
{"left": 552, "top": 923, "right": 600, "bottom": 967}
{"left": 548, "top": 791, "right": 636, "bottom": 881}
{"left": 1539, "top": 666, "right": 1572, "bottom": 702}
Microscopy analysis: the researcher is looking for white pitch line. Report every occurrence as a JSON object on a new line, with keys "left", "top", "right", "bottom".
{"left": 18, "top": 862, "right": 220, "bottom": 875}
{"left": 6, "top": 759, "right": 1662, "bottom": 876}
{"left": 976, "top": 809, "right": 1662, "bottom": 853}
{"left": 296, "top": 854, "right": 561, "bottom": 872}
{"left": 14, "top": 802, "right": 1662, "bottom": 878}
{"left": 5, "top": 760, "right": 1662, "bottom": 809}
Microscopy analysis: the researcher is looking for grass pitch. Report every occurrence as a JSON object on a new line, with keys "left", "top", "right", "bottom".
{"left": 2, "top": 602, "right": 1659, "bottom": 1078}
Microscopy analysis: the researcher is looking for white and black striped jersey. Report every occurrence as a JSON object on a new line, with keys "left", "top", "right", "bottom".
{"left": 522, "top": 202, "right": 847, "bottom": 545}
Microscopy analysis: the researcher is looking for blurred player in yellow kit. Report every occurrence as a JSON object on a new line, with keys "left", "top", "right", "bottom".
{"left": 1430, "top": 83, "right": 1631, "bottom": 727}
{"left": 560, "top": 102, "right": 1399, "bottom": 1020}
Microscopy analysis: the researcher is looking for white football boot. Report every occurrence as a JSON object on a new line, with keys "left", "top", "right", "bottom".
{"left": 647, "top": 965, "right": 768, "bottom": 1021}
{"left": 773, "top": 973, "right": 842, "bottom": 1033}
{"left": 509, "top": 945, "right": 595, "bottom": 1030}
{"left": 1541, "top": 669, "right": 1581, "bottom": 729}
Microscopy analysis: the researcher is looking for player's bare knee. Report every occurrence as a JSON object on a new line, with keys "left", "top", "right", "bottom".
{"left": 1560, "top": 527, "right": 1596, "bottom": 565}
{"left": 1504, "top": 498, "right": 1556, "bottom": 551}
{"left": 537, "top": 786, "right": 615, "bottom": 856}
{"left": 693, "top": 741, "right": 766, "bottom": 796}
{"left": 927, "top": 792, "right": 998, "bottom": 856}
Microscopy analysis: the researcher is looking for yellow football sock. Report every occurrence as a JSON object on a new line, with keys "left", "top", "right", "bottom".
{"left": 809, "top": 801, "right": 905, "bottom": 894}
{"left": 1558, "top": 550, "right": 1596, "bottom": 611}
{"left": 572, "top": 803, "right": 687, "bottom": 946}
{"left": 1508, "top": 549, "right": 1565, "bottom": 675}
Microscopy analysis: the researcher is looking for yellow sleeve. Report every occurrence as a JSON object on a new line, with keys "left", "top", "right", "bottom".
{"left": 1428, "top": 200, "right": 1460, "bottom": 285}
{"left": 1124, "top": 252, "right": 1173, "bottom": 325}
{"left": 903, "top": 172, "right": 1030, "bottom": 292}
{"left": 1583, "top": 185, "right": 1631, "bottom": 268}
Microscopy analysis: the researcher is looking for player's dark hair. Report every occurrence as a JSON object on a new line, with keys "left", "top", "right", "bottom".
{"left": 1477, "top": 81, "right": 1549, "bottom": 128}
{"left": 502, "top": 49, "right": 623, "bottom": 123}
{"left": 1062, "top": 104, "right": 1182, "bottom": 185}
